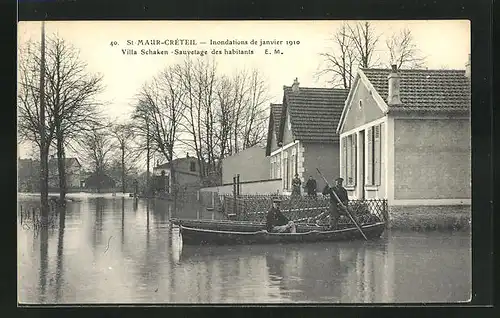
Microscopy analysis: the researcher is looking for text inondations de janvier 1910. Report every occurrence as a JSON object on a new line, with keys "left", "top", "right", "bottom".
{"left": 109, "top": 38, "right": 301, "bottom": 57}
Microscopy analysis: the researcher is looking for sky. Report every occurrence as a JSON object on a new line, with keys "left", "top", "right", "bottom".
{"left": 17, "top": 20, "right": 470, "bottom": 161}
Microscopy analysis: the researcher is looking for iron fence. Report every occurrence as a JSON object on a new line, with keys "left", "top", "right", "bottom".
{"left": 217, "top": 194, "right": 387, "bottom": 225}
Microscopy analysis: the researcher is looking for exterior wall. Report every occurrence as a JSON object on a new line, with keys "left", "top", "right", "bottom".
{"left": 393, "top": 118, "right": 471, "bottom": 200}
{"left": 388, "top": 204, "right": 471, "bottom": 230}
{"left": 302, "top": 142, "right": 339, "bottom": 191}
{"left": 222, "top": 146, "right": 270, "bottom": 184}
{"left": 176, "top": 172, "right": 201, "bottom": 189}
{"left": 341, "top": 80, "right": 386, "bottom": 134}
{"left": 200, "top": 179, "right": 282, "bottom": 195}
{"left": 282, "top": 110, "right": 295, "bottom": 145}
{"left": 270, "top": 131, "right": 279, "bottom": 153}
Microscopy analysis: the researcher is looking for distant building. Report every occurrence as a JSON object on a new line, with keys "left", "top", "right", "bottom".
{"left": 153, "top": 154, "right": 201, "bottom": 193}
{"left": 265, "top": 78, "right": 349, "bottom": 194}
{"left": 84, "top": 172, "right": 117, "bottom": 191}
{"left": 48, "top": 156, "right": 82, "bottom": 189}
{"left": 336, "top": 62, "right": 471, "bottom": 217}
{"left": 18, "top": 158, "right": 39, "bottom": 192}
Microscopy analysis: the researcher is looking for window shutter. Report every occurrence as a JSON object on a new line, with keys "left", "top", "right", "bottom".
{"left": 367, "top": 127, "right": 373, "bottom": 185}
{"left": 346, "top": 136, "right": 351, "bottom": 185}
{"left": 380, "top": 123, "right": 384, "bottom": 186}
{"left": 342, "top": 137, "right": 347, "bottom": 180}
{"left": 374, "top": 125, "right": 381, "bottom": 185}
{"left": 352, "top": 135, "right": 357, "bottom": 186}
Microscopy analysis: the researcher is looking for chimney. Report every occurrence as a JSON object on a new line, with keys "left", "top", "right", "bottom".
{"left": 186, "top": 153, "right": 189, "bottom": 158}
{"left": 387, "top": 65, "right": 402, "bottom": 105}
{"left": 465, "top": 54, "right": 471, "bottom": 79}
{"left": 291, "top": 77, "right": 299, "bottom": 93}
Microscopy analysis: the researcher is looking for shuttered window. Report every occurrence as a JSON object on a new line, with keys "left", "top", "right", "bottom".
{"left": 344, "top": 134, "right": 356, "bottom": 186}
{"left": 367, "top": 127, "right": 373, "bottom": 185}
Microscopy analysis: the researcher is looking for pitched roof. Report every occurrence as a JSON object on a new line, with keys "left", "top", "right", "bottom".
{"left": 280, "top": 86, "right": 348, "bottom": 143}
{"left": 361, "top": 68, "right": 471, "bottom": 112}
{"left": 153, "top": 156, "right": 197, "bottom": 170}
{"left": 270, "top": 104, "right": 282, "bottom": 139}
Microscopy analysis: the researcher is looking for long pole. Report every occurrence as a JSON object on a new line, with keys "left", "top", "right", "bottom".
{"left": 39, "top": 20, "right": 49, "bottom": 219}
{"left": 316, "top": 168, "right": 368, "bottom": 240}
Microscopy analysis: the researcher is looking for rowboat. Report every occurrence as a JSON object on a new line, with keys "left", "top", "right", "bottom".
{"left": 170, "top": 215, "right": 382, "bottom": 232}
{"left": 179, "top": 221, "right": 386, "bottom": 245}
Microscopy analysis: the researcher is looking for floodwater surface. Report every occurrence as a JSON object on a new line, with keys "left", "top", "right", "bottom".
{"left": 17, "top": 195, "right": 471, "bottom": 303}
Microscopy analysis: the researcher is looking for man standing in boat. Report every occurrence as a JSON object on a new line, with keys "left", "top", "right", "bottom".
{"left": 266, "top": 198, "right": 296, "bottom": 233}
{"left": 322, "top": 177, "right": 349, "bottom": 229}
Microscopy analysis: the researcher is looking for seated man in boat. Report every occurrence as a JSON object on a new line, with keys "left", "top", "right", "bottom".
{"left": 266, "top": 198, "right": 296, "bottom": 233}
{"left": 322, "top": 177, "right": 349, "bottom": 229}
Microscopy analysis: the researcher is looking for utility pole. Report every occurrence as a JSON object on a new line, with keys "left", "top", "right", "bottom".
{"left": 39, "top": 20, "right": 49, "bottom": 220}
{"left": 146, "top": 118, "right": 150, "bottom": 197}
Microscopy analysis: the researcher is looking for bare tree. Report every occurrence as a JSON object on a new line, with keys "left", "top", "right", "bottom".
{"left": 17, "top": 25, "right": 53, "bottom": 216}
{"left": 110, "top": 123, "right": 137, "bottom": 193}
{"left": 318, "top": 23, "right": 357, "bottom": 89}
{"left": 347, "top": 21, "right": 381, "bottom": 68}
{"left": 43, "top": 35, "right": 104, "bottom": 201}
{"left": 133, "top": 65, "right": 186, "bottom": 192}
{"left": 386, "top": 28, "right": 427, "bottom": 69}
{"left": 79, "top": 124, "right": 115, "bottom": 192}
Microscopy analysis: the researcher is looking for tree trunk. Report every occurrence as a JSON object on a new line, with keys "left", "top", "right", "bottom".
{"left": 39, "top": 20, "right": 49, "bottom": 220}
{"left": 56, "top": 131, "right": 67, "bottom": 202}
{"left": 121, "top": 145, "right": 125, "bottom": 193}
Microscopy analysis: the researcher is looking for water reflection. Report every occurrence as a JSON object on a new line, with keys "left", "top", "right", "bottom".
{"left": 18, "top": 196, "right": 471, "bottom": 304}
{"left": 38, "top": 226, "right": 48, "bottom": 303}
{"left": 54, "top": 207, "right": 66, "bottom": 302}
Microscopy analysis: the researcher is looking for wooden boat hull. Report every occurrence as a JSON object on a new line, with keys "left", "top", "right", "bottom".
{"left": 170, "top": 217, "right": 380, "bottom": 233}
{"left": 180, "top": 222, "right": 386, "bottom": 245}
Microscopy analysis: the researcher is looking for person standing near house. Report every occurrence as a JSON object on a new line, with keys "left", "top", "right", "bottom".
{"left": 322, "top": 177, "right": 349, "bottom": 229}
{"left": 266, "top": 198, "right": 296, "bottom": 233}
{"left": 304, "top": 175, "right": 317, "bottom": 198}
{"left": 291, "top": 174, "right": 302, "bottom": 197}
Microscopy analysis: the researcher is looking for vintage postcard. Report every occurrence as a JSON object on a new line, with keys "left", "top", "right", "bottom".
{"left": 17, "top": 20, "right": 471, "bottom": 304}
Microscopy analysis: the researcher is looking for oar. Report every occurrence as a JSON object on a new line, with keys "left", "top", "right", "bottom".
{"left": 316, "top": 168, "right": 368, "bottom": 241}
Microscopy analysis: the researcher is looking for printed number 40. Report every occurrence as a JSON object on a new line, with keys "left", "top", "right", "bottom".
{"left": 110, "top": 41, "right": 118, "bottom": 46}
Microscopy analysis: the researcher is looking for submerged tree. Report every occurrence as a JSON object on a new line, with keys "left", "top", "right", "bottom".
{"left": 18, "top": 33, "right": 104, "bottom": 203}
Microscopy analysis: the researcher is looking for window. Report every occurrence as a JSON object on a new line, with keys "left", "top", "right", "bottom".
{"left": 190, "top": 161, "right": 196, "bottom": 172}
{"left": 359, "top": 100, "right": 363, "bottom": 109}
{"left": 342, "top": 134, "right": 356, "bottom": 186}
{"left": 367, "top": 124, "right": 382, "bottom": 185}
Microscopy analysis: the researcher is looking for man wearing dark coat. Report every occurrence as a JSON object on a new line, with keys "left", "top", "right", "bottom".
{"left": 304, "top": 176, "right": 317, "bottom": 198}
{"left": 322, "top": 177, "right": 349, "bottom": 229}
{"left": 266, "top": 198, "right": 296, "bottom": 233}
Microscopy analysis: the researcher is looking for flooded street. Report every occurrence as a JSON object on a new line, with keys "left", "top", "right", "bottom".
{"left": 17, "top": 196, "right": 471, "bottom": 304}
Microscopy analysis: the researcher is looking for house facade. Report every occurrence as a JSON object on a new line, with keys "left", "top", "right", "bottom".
{"left": 48, "top": 156, "right": 82, "bottom": 189}
{"left": 266, "top": 79, "right": 348, "bottom": 194}
{"left": 153, "top": 154, "right": 201, "bottom": 192}
{"left": 336, "top": 63, "right": 471, "bottom": 221}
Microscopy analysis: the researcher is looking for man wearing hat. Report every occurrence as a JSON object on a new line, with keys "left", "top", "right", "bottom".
{"left": 322, "top": 177, "right": 349, "bottom": 229}
{"left": 266, "top": 198, "right": 296, "bottom": 233}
